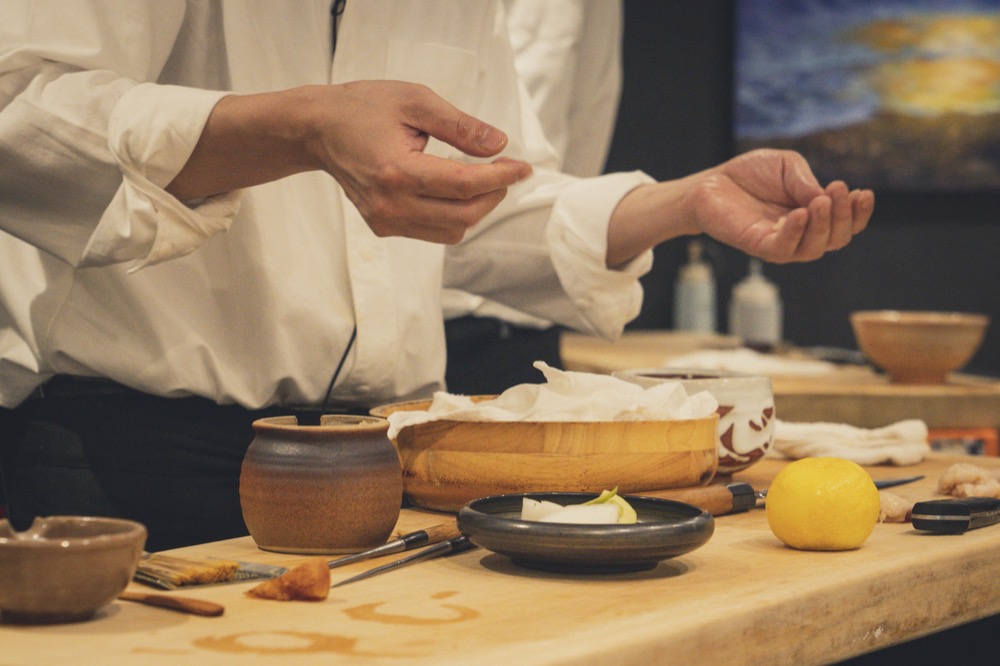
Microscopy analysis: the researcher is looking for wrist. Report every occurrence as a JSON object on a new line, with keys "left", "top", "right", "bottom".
{"left": 167, "top": 88, "right": 321, "bottom": 201}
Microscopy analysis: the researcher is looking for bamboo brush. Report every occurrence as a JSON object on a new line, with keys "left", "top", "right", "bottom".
{"left": 135, "top": 553, "right": 241, "bottom": 590}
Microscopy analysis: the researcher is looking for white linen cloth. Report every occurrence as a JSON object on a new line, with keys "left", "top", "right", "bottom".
{"left": 386, "top": 361, "right": 719, "bottom": 440}
{"left": 767, "top": 419, "right": 931, "bottom": 466}
{"left": 0, "top": 0, "right": 653, "bottom": 409}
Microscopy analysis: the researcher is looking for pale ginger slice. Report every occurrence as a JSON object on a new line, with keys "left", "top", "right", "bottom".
{"left": 878, "top": 491, "right": 913, "bottom": 523}
{"left": 246, "top": 557, "right": 330, "bottom": 601}
{"left": 937, "top": 463, "right": 1000, "bottom": 499}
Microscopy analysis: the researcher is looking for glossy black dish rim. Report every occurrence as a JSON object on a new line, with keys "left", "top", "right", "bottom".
{"left": 457, "top": 492, "right": 714, "bottom": 573}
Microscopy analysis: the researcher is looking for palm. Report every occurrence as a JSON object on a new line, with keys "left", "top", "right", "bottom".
{"left": 690, "top": 150, "right": 867, "bottom": 263}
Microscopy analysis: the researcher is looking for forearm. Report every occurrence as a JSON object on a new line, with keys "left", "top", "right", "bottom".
{"left": 605, "top": 175, "right": 701, "bottom": 268}
{"left": 166, "top": 88, "right": 320, "bottom": 202}
{"left": 607, "top": 149, "right": 875, "bottom": 267}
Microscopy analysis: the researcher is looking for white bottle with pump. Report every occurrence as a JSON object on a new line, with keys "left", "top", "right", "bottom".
{"left": 673, "top": 240, "right": 716, "bottom": 333}
{"left": 728, "top": 258, "right": 782, "bottom": 350}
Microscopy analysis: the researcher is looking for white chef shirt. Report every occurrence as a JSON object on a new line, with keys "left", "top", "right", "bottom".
{"left": 0, "top": 0, "right": 653, "bottom": 409}
{"left": 443, "top": 0, "right": 625, "bottom": 326}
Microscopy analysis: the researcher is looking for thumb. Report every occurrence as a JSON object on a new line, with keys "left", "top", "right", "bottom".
{"left": 783, "top": 152, "right": 824, "bottom": 205}
{"left": 404, "top": 87, "right": 510, "bottom": 158}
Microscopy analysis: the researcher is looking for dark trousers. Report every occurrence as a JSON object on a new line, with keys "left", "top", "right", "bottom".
{"left": 0, "top": 320, "right": 561, "bottom": 551}
{"left": 444, "top": 316, "right": 564, "bottom": 395}
{"left": 0, "top": 380, "right": 357, "bottom": 552}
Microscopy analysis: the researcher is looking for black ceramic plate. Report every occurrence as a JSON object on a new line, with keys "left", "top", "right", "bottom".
{"left": 457, "top": 492, "right": 714, "bottom": 573}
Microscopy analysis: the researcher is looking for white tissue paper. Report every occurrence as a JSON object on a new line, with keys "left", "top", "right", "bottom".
{"left": 766, "top": 419, "right": 931, "bottom": 466}
{"left": 385, "top": 361, "right": 719, "bottom": 440}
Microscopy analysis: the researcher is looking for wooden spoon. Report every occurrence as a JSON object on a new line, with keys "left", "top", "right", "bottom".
{"left": 118, "top": 591, "right": 224, "bottom": 617}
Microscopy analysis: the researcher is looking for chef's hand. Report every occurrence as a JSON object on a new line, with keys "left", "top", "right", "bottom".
{"left": 167, "top": 82, "right": 532, "bottom": 243}
{"left": 606, "top": 149, "right": 874, "bottom": 267}
{"left": 308, "top": 81, "right": 532, "bottom": 243}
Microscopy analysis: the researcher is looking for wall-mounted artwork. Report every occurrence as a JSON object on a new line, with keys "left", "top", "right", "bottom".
{"left": 734, "top": 0, "right": 1000, "bottom": 192}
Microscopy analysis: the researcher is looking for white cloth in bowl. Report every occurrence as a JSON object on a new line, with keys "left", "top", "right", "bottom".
{"left": 766, "top": 419, "right": 930, "bottom": 466}
{"left": 386, "top": 361, "right": 718, "bottom": 440}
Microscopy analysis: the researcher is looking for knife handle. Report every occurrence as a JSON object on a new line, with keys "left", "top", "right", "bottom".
{"left": 422, "top": 520, "right": 462, "bottom": 544}
{"left": 912, "top": 497, "right": 1000, "bottom": 533}
{"left": 633, "top": 483, "right": 756, "bottom": 516}
{"left": 395, "top": 519, "right": 461, "bottom": 549}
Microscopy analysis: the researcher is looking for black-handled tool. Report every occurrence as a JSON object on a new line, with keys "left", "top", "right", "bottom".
{"left": 911, "top": 497, "right": 1000, "bottom": 534}
{"left": 331, "top": 535, "right": 477, "bottom": 588}
{"left": 325, "top": 520, "right": 461, "bottom": 570}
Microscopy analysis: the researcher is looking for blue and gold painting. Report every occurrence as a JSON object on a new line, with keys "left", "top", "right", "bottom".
{"left": 734, "top": 0, "right": 1000, "bottom": 191}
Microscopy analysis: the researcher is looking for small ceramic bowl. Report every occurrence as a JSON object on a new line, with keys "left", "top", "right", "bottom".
{"left": 850, "top": 310, "right": 989, "bottom": 384}
{"left": 0, "top": 516, "right": 146, "bottom": 624}
{"left": 612, "top": 369, "right": 774, "bottom": 476}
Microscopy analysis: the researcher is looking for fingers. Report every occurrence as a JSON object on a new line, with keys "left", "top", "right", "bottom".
{"left": 782, "top": 152, "right": 825, "bottom": 205}
{"left": 355, "top": 155, "right": 531, "bottom": 243}
{"left": 406, "top": 154, "right": 532, "bottom": 200}
{"left": 825, "top": 181, "right": 853, "bottom": 250}
{"left": 402, "top": 86, "right": 512, "bottom": 158}
{"left": 364, "top": 186, "right": 511, "bottom": 244}
{"left": 849, "top": 188, "right": 875, "bottom": 234}
{"left": 768, "top": 183, "right": 874, "bottom": 262}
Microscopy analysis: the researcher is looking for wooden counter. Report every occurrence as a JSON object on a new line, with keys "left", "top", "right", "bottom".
{"left": 561, "top": 331, "right": 1000, "bottom": 429}
{"left": 3, "top": 454, "right": 999, "bottom": 665}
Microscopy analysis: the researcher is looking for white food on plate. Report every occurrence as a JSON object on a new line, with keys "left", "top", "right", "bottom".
{"left": 523, "top": 502, "right": 621, "bottom": 524}
{"left": 520, "top": 498, "right": 565, "bottom": 521}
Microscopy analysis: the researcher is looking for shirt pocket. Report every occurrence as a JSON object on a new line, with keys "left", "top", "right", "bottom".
{"left": 386, "top": 40, "right": 479, "bottom": 158}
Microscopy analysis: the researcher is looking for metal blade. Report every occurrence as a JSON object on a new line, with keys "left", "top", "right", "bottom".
{"left": 331, "top": 536, "right": 475, "bottom": 588}
{"left": 326, "top": 539, "right": 409, "bottom": 570}
{"left": 873, "top": 475, "right": 925, "bottom": 490}
{"left": 754, "top": 474, "right": 924, "bottom": 504}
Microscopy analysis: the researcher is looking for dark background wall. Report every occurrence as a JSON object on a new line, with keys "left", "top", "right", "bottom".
{"left": 605, "top": 0, "right": 1000, "bottom": 378}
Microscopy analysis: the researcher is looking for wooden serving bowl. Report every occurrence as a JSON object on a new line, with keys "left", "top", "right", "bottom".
{"left": 850, "top": 310, "right": 989, "bottom": 384}
{"left": 371, "top": 398, "right": 719, "bottom": 512}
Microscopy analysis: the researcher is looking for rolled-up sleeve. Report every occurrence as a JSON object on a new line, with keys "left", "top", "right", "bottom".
{"left": 93, "top": 83, "right": 239, "bottom": 271}
{"left": 545, "top": 170, "right": 654, "bottom": 338}
{"left": 443, "top": 169, "right": 654, "bottom": 340}
{"left": 0, "top": 0, "right": 240, "bottom": 270}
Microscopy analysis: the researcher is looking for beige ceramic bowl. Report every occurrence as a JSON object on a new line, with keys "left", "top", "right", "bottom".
{"left": 0, "top": 516, "right": 146, "bottom": 624}
{"left": 612, "top": 369, "right": 775, "bottom": 476}
{"left": 850, "top": 310, "right": 989, "bottom": 384}
{"left": 371, "top": 398, "right": 719, "bottom": 512}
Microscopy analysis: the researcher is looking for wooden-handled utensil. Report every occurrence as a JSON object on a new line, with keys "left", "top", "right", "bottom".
{"left": 331, "top": 535, "right": 476, "bottom": 588}
{"left": 325, "top": 520, "right": 462, "bottom": 570}
{"left": 118, "top": 591, "right": 225, "bottom": 616}
{"left": 636, "top": 483, "right": 757, "bottom": 516}
{"left": 634, "top": 475, "right": 924, "bottom": 516}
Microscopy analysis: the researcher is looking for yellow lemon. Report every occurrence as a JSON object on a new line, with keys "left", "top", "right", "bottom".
{"left": 765, "top": 457, "right": 880, "bottom": 551}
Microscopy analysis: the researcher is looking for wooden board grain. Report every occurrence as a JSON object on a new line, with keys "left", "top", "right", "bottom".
{"left": 4, "top": 455, "right": 999, "bottom": 665}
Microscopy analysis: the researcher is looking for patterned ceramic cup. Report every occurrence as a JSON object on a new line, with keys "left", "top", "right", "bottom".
{"left": 612, "top": 368, "right": 775, "bottom": 475}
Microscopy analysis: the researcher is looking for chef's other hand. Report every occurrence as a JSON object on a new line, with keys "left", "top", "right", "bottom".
{"left": 606, "top": 149, "right": 874, "bottom": 268}
{"left": 687, "top": 149, "right": 873, "bottom": 263}
{"left": 167, "top": 81, "right": 533, "bottom": 244}
{"left": 310, "top": 81, "right": 532, "bottom": 243}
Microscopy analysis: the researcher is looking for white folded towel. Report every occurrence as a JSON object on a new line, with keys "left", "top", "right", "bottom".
{"left": 767, "top": 419, "right": 930, "bottom": 466}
